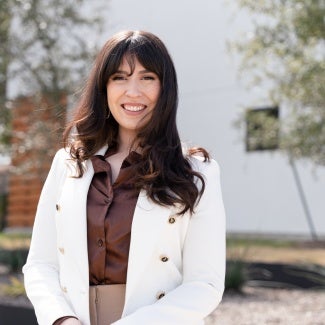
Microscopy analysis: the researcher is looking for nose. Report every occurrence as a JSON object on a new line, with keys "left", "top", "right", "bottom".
{"left": 125, "top": 79, "right": 141, "bottom": 97}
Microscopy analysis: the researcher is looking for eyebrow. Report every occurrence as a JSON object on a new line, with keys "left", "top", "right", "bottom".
{"left": 114, "top": 69, "right": 154, "bottom": 75}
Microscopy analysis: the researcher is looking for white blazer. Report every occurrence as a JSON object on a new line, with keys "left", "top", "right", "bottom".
{"left": 23, "top": 146, "right": 226, "bottom": 325}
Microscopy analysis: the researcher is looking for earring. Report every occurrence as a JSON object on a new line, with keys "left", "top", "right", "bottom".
{"left": 106, "top": 109, "right": 111, "bottom": 119}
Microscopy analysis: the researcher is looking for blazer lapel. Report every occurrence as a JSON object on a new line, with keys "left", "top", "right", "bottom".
{"left": 124, "top": 190, "right": 172, "bottom": 303}
{"left": 63, "top": 146, "right": 108, "bottom": 283}
{"left": 62, "top": 159, "right": 94, "bottom": 284}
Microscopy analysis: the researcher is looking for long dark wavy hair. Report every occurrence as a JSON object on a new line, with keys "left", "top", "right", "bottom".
{"left": 63, "top": 30, "right": 209, "bottom": 214}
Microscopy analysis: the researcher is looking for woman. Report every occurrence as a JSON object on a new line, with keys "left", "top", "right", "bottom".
{"left": 23, "top": 30, "right": 226, "bottom": 325}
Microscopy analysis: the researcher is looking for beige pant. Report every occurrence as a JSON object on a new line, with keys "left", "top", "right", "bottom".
{"left": 89, "top": 284, "right": 126, "bottom": 325}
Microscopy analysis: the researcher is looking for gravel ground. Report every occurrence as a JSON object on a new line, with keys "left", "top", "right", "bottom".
{"left": 1, "top": 272, "right": 325, "bottom": 325}
{"left": 206, "top": 286, "right": 325, "bottom": 325}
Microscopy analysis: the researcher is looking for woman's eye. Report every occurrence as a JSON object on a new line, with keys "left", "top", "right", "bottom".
{"left": 142, "top": 76, "right": 155, "bottom": 80}
{"left": 111, "top": 75, "right": 126, "bottom": 81}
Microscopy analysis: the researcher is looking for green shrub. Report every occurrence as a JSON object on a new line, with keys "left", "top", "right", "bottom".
{"left": 225, "top": 260, "right": 247, "bottom": 291}
{"left": 0, "top": 194, "right": 7, "bottom": 231}
{"left": 0, "top": 249, "right": 29, "bottom": 272}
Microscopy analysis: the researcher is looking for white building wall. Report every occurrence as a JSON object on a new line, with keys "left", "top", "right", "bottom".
{"left": 2, "top": 0, "right": 323, "bottom": 236}
{"left": 102, "top": 0, "right": 325, "bottom": 238}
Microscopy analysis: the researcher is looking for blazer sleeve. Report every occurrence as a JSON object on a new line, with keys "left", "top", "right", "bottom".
{"left": 22, "top": 149, "right": 77, "bottom": 325}
{"left": 113, "top": 158, "right": 226, "bottom": 325}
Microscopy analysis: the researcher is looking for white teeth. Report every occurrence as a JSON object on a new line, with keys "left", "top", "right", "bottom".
{"left": 123, "top": 105, "right": 145, "bottom": 112}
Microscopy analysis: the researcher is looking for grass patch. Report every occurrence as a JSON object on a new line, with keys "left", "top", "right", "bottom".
{"left": 226, "top": 236, "right": 325, "bottom": 266}
{"left": 0, "top": 276, "right": 26, "bottom": 297}
{"left": 226, "top": 237, "right": 295, "bottom": 248}
{"left": 0, "top": 233, "right": 31, "bottom": 250}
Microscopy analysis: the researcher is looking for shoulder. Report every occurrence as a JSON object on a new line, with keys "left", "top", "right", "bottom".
{"left": 49, "top": 148, "right": 76, "bottom": 178}
{"left": 54, "top": 147, "right": 71, "bottom": 160}
{"left": 40, "top": 149, "right": 71, "bottom": 197}
{"left": 53, "top": 145, "right": 108, "bottom": 163}
{"left": 181, "top": 143, "right": 220, "bottom": 176}
{"left": 51, "top": 148, "right": 71, "bottom": 168}
{"left": 187, "top": 155, "right": 221, "bottom": 177}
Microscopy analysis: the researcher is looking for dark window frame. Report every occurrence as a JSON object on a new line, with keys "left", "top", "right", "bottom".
{"left": 245, "top": 106, "right": 280, "bottom": 152}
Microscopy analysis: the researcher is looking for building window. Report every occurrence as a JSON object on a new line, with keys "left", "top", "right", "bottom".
{"left": 246, "top": 106, "right": 279, "bottom": 151}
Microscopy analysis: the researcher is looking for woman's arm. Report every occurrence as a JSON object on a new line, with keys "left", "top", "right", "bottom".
{"left": 113, "top": 159, "right": 226, "bottom": 325}
{"left": 22, "top": 149, "right": 78, "bottom": 325}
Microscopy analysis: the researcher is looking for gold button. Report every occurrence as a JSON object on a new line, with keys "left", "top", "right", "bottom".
{"left": 168, "top": 217, "right": 175, "bottom": 224}
{"left": 160, "top": 256, "right": 168, "bottom": 262}
{"left": 156, "top": 291, "right": 165, "bottom": 300}
{"left": 58, "top": 247, "right": 65, "bottom": 255}
{"left": 61, "top": 286, "right": 67, "bottom": 293}
{"left": 56, "top": 204, "right": 61, "bottom": 211}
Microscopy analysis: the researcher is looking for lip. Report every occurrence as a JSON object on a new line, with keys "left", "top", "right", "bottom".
{"left": 121, "top": 103, "right": 147, "bottom": 113}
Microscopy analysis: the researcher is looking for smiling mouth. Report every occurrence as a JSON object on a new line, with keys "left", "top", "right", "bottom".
{"left": 122, "top": 104, "right": 147, "bottom": 112}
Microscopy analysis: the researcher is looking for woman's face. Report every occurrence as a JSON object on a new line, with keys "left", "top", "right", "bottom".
{"left": 106, "top": 57, "right": 161, "bottom": 140}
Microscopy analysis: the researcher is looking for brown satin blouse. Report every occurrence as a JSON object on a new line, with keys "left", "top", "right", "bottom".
{"left": 87, "top": 148, "right": 141, "bottom": 285}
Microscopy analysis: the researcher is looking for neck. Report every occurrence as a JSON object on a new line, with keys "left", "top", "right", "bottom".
{"left": 117, "top": 128, "right": 137, "bottom": 154}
